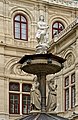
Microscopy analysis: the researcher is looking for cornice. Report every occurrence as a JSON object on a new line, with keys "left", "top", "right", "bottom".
{"left": 42, "top": 0, "right": 78, "bottom": 8}
{"left": 8, "top": 0, "right": 78, "bottom": 9}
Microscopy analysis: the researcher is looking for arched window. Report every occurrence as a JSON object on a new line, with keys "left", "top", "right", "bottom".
{"left": 52, "top": 21, "right": 64, "bottom": 38}
{"left": 14, "top": 14, "right": 28, "bottom": 40}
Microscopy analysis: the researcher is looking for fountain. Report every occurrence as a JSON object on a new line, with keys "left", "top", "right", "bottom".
{"left": 18, "top": 15, "right": 68, "bottom": 120}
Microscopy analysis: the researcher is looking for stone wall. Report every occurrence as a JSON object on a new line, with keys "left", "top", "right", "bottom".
{"left": 0, "top": 0, "right": 77, "bottom": 120}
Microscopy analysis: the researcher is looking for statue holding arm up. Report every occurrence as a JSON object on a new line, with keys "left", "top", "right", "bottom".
{"left": 36, "top": 15, "right": 49, "bottom": 45}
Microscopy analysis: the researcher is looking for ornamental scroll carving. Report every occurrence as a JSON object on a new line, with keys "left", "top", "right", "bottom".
{"left": 64, "top": 53, "right": 75, "bottom": 68}
{"left": 13, "top": 63, "right": 28, "bottom": 76}
{"left": 5, "top": 58, "right": 30, "bottom": 76}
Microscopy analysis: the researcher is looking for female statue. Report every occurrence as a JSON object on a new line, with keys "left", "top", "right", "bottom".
{"left": 46, "top": 79, "right": 57, "bottom": 112}
{"left": 36, "top": 15, "right": 49, "bottom": 45}
{"left": 30, "top": 76, "right": 41, "bottom": 110}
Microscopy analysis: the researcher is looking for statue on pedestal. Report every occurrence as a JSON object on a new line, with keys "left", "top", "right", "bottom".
{"left": 46, "top": 79, "right": 57, "bottom": 112}
{"left": 30, "top": 76, "right": 41, "bottom": 111}
{"left": 36, "top": 15, "right": 49, "bottom": 54}
{"left": 36, "top": 15, "right": 49, "bottom": 45}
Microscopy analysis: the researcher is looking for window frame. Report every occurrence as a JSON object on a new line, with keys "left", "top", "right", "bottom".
{"left": 22, "top": 83, "right": 32, "bottom": 92}
{"left": 64, "top": 76, "right": 69, "bottom": 111}
{"left": 64, "top": 73, "right": 75, "bottom": 111}
{"left": 9, "top": 93, "right": 20, "bottom": 114}
{"left": 14, "top": 14, "right": 28, "bottom": 41}
{"left": 9, "top": 82, "right": 32, "bottom": 115}
{"left": 9, "top": 82, "right": 20, "bottom": 91}
{"left": 71, "top": 85, "right": 75, "bottom": 108}
{"left": 52, "top": 21, "right": 64, "bottom": 38}
{"left": 71, "top": 73, "right": 75, "bottom": 108}
{"left": 22, "top": 94, "right": 31, "bottom": 114}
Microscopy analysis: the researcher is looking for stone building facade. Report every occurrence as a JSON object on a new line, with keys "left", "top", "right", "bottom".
{"left": 0, "top": 0, "right": 78, "bottom": 120}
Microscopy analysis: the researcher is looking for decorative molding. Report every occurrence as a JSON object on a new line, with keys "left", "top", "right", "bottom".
{"left": 42, "top": 0, "right": 78, "bottom": 8}
{"left": 64, "top": 52, "right": 75, "bottom": 68}
{"left": 13, "top": 63, "right": 29, "bottom": 76}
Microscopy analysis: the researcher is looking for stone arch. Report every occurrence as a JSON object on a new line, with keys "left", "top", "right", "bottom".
{"left": 49, "top": 14, "right": 69, "bottom": 27}
{"left": 9, "top": 6, "right": 34, "bottom": 21}
{"left": 63, "top": 47, "right": 76, "bottom": 58}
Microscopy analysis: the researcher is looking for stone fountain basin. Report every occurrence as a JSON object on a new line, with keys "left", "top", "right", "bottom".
{"left": 19, "top": 53, "right": 65, "bottom": 75}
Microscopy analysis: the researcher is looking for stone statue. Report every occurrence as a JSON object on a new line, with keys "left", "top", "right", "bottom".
{"left": 46, "top": 79, "right": 57, "bottom": 112}
{"left": 36, "top": 15, "right": 49, "bottom": 45}
{"left": 36, "top": 15, "right": 49, "bottom": 54}
{"left": 30, "top": 76, "right": 41, "bottom": 111}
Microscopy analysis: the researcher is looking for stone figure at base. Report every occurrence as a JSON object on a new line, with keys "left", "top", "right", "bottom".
{"left": 46, "top": 79, "right": 57, "bottom": 112}
{"left": 30, "top": 76, "right": 41, "bottom": 111}
{"left": 36, "top": 15, "right": 49, "bottom": 45}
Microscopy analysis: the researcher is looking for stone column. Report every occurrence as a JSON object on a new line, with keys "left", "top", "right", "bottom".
{"left": 20, "top": 82, "right": 22, "bottom": 115}
{"left": 37, "top": 73, "right": 46, "bottom": 112}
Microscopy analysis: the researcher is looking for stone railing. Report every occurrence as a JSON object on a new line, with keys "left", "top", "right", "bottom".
{"left": 51, "top": 17, "right": 78, "bottom": 42}
{"left": 42, "top": 0, "right": 78, "bottom": 8}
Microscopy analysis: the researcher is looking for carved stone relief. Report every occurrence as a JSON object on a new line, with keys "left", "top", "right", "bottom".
{"left": 64, "top": 52, "right": 75, "bottom": 68}
{"left": 5, "top": 57, "right": 31, "bottom": 76}
{"left": 13, "top": 63, "right": 29, "bottom": 76}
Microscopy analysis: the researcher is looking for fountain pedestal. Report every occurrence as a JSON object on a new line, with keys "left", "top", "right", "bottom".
{"left": 19, "top": 53, "right": 65, "bottom": 113}
{"left": 18, "top": 53, "right": 69, "bottom": 120}
{"left": 17, "top": 15, "right": 69, "bottom": 120}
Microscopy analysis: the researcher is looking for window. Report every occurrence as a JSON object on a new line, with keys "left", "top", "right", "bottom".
{"left": 9, "top": 82, "right": 32, "bottom": 115}
{"left": 22, "top": 83, "right": 32, "bottom": 92}
{"left": 9, "top": 93, "right": 20, "bottom": 114}
{"left": 14, "top": 14, "right": 28, "bottom": 40}
{"left": 64, "top": 73, "right": 75, "bottom": 111}
{"left": 65, "top": 77, "right": 69, "bottom": 111}
{"left": 9, "top": 82, "right": 20, "bottom": 114}
{"left": 22, "top": 94, "right": 31, "bottom": 114}
{"left": 22, "top": 83, "right": 32, "bottom": 114}
{"left": 52, "top": 21, "right": 64, "bottom": 38}
{"left": 9, "top": 82, "right": 20, "bottom": 91}
{"left": 71, "top": 73, "right": 75, "bottom": 108}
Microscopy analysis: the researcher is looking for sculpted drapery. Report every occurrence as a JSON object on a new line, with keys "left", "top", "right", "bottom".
{"left": 30, "top": 76, "right": 41, "bottom": 110}
{"left": 46, "top": 79, "right": 57, "bottom": 112}
{"left": 36, "top": 15, "right": 49, "bottom": 45}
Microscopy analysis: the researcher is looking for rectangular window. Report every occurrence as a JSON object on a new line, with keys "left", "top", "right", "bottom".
{"left": 71, "top": 73, "right": 75, "bottom": 83}
{"left": 71, "top": 73, "right": 75, "bottom": 108}
{"left": 9, "top": 82, "right": 20, "bottom": 91}
{"left": 65, "top": 88, "right": 69, "bottom": 111}
{"left": 15, "top": 22, "right": 20, "bottom": 39}
{"left": 9, "top": 93, "right": 20, "bottom": 114}
{"left": 22, "top": 83, "right": 32, "bottom": 92}
{"left": 71, "top": 85, "right": 75, "bottom": 108}
{"left": 64, "top": 73, "right": 75, "bottom": 111}
{"left": 65, "top": 76, "right": 69, "bottom": 87}
{"left": 22, "top": 94, "right": 31, "bottom": 114}
{"left": 9, "top": 82, "right": 32, "bottom": 115}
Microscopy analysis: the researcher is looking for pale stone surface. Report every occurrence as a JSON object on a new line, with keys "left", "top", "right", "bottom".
{"left": 30, "top": 76, "right": 41, "bottom": 110}
{"left": 0, "top": 0, "right": 77, "bottom": 120}
{"left": 46, "top": 79, "right": 57, "bottom": 112}
{"left": 36, "top": 15, "right": 49, "bottom": 54}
